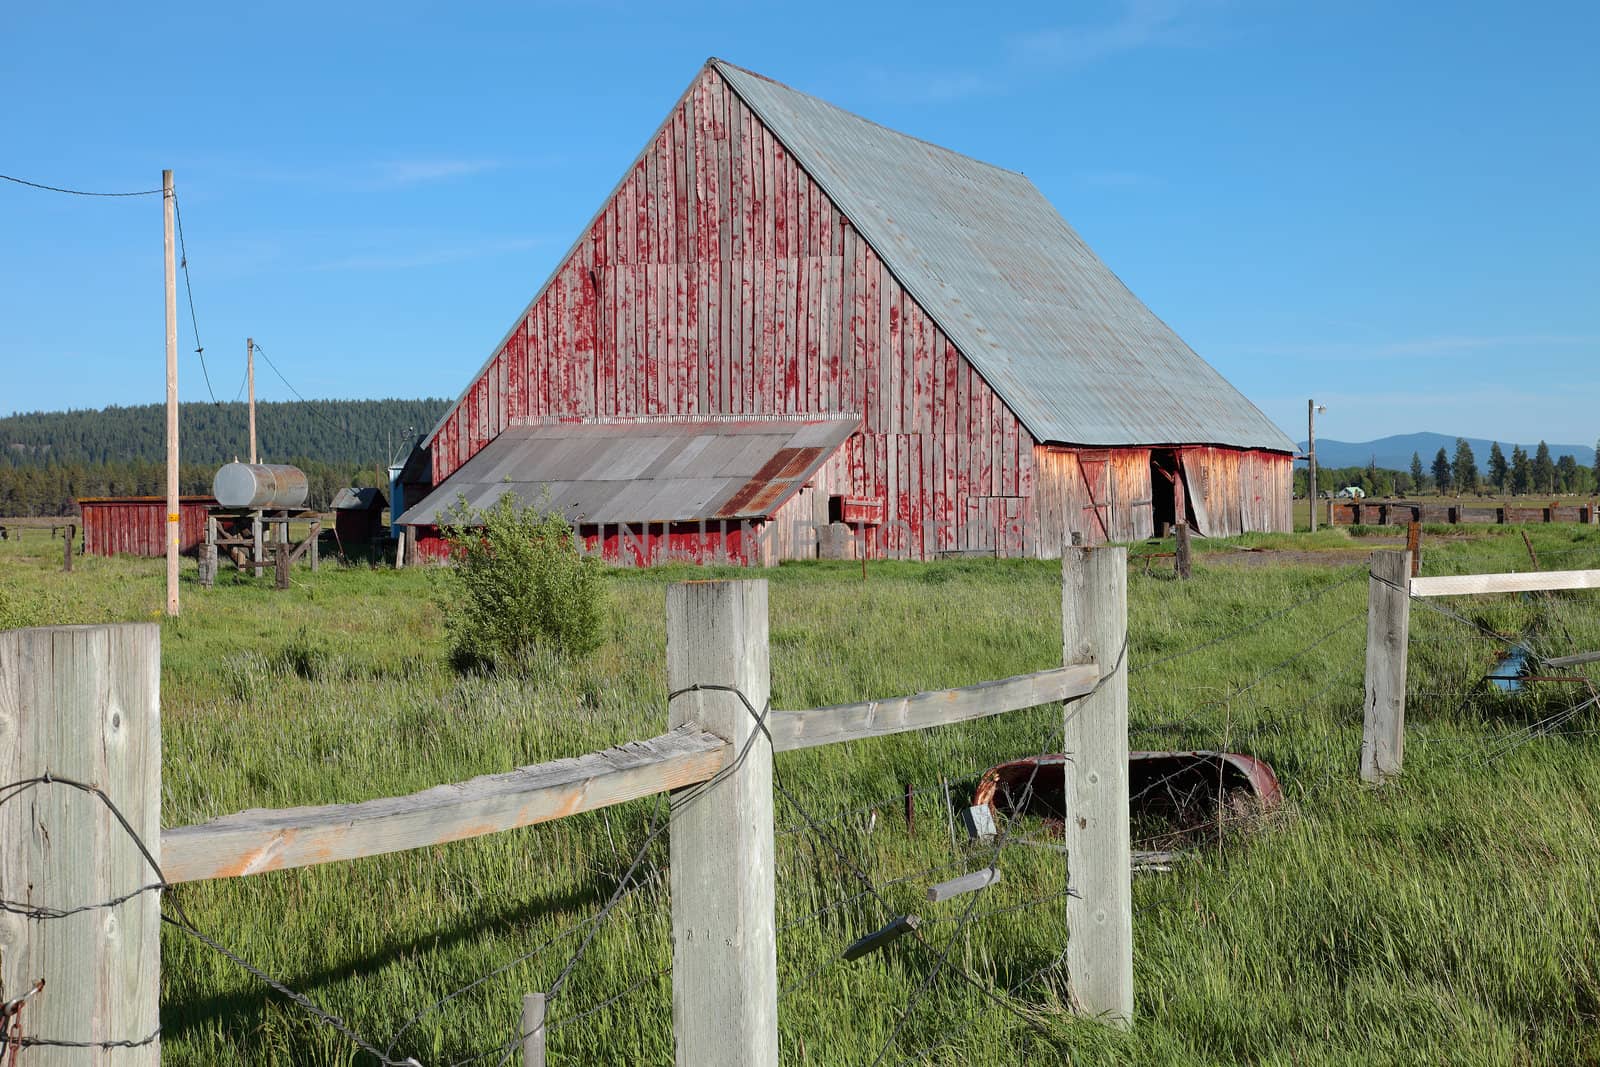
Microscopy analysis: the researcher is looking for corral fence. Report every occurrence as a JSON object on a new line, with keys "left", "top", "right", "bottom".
{"left": 0, "top": 548, "right": 1134, "bottom": 1065}
{"left": 1359, "top": 548, "right": 1600, "bottom": 782}
{"left": 1330, "top": 498, "right": 1600, "bottom": 528}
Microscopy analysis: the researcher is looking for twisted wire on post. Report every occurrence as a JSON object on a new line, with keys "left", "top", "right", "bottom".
{"left": 0, "top": 774, "right": 415, "bottom": 1065}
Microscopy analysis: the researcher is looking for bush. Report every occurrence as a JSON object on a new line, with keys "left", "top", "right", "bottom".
{"left": 437, "top": 493, "right": 606, "bottom": 669}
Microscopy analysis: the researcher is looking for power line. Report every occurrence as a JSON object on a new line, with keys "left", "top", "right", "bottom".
{"left": 169, "top": 189, "right": 217, "bottom": 404}
{"left": 250, "top": 342, "right": 383, "bottom": 463}
{"left": 0, "top": 173, "right": 163, "bottom": 197}
{"left": 4, "top": 169, "right": 217, "bottom": 403}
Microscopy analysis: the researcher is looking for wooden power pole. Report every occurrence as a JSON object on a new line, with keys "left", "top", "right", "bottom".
{"left": 247, "top": 336, "right": 257, "bottom": 463}
{"left": 1307, "top": 398, "right": 1319, "bottom": 535}
{"left": 164, "top": 169, "right": 180, "bottom": 616}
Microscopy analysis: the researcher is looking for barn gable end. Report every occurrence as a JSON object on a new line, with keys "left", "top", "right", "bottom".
{"left": 420, "top": 61, "right": 1035, "bottom": 561}
{"left": 412, "top": 59, "right": 1293, "bottom": 561}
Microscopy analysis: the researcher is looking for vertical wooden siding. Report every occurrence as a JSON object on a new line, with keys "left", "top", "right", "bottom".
{"left": 1032, "top": 446, "right": 1291, "bottom": 552}
{"left": 427, "top": 66, "right": 1033, "bottom": 560}
{"left": 80, "top": 499, "right": 210, "bottom": 558}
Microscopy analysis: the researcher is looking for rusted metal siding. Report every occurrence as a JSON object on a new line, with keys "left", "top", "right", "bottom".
{"left": 426, "top": 64, "right": 1033, "bottom": 561}
{"left": 77, "top": 496, "right": 213, "bottom": 558}
{"left": 400, "top": 416, "right": 855, "bottom": 529}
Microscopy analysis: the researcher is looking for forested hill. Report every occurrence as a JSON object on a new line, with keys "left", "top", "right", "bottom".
{"left": 0, "top": 399, "right": 451, "bottom": 516}
{"left": 0, "top": 399, "right": 450, "bottom": 469}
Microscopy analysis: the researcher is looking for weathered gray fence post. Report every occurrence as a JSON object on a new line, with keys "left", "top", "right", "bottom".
{"left": 665, "top": 580, "right": 777, "bottom": 1067}
{"left": 520, "top": 991, "right": 546, "bottom": 1067}
{"left": 1174, "top": 521, "right": 1192, "bottom": 580}
{"left": 1361, "top": 550, "right": 1412, "bottom": 782}
{"left": 0, "top": 623, "right": 161, "bottom": 1065}
{"left": 1061, "top": 546, "right": 1133, "bottom": 1027}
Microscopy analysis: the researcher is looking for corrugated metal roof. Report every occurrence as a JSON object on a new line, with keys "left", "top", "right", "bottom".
{"left": 331, "top": 487, "right": 386, "bottom": 511}
{"left": 714, "top": 60, "right": 1294, "bottom": 453}
{"left": 398, "top": 416, "right": 857, "bottom": 527}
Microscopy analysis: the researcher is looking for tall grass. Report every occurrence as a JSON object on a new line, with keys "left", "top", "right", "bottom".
{"left": 1, "top": 526, "right": 1597, "bottom": 1064}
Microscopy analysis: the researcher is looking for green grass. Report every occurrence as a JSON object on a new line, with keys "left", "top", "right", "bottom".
{"left": 3, "top": 526, "right": 1600, "bottom": 1064}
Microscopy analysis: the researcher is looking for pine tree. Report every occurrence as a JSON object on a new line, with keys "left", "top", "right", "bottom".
{"left": 1556, "top": 455, "right": 1579, "bottom": 494}
{"left": 1487, "top": 442, "right": 1508, "bottom": 493}
{"left": 1533, "top": 441, "right": 1555, "bottom": 494}
{"left": 1511, "top": 446, "right": 1531, "bottom": 495}
{"left": 1452, "top": 438, "right": 1479, "bottom": 495}
{"left": 1410, "top": 451, "right": 1426, "bottom": 493}
{"left": 1431, "top": 447, "right": 1453, "bottom": 494}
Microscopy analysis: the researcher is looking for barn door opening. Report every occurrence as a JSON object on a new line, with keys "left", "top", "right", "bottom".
{"left": 1077, "top": 451, "right": 1111, "bottom": 542}
{"left": 1178, "top": 451, "right": 1211, "bottom": 536}
{"left": 1150, "top": 449, "right": 1181, "bottom": 534}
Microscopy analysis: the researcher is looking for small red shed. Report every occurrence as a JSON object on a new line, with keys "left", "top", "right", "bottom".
{"left": 330, "top": 487, "right": 388, "bottom": 546}
{"left": 77, "top": 496, "right": 214, "bottom": 558}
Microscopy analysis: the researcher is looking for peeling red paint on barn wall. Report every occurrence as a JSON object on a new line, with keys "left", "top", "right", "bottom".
{"left": 425, "top": 66, "right": 1034, "bottom": 561}
{"left": 423, "top": 65, "right": 1290, "bottom": 560}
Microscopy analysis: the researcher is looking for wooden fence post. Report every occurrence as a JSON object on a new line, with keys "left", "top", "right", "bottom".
{"left": 1061, "top": 546, "right": 1133, "bottom": 1027}
{"left": 61, "top": 523, "right": 74, "bottom": 573}
{"left": 521, "top": 991, "right": 546, "bottom": 1067}
{"left": 0, "top": 623, "right": 161, "bottom": 1065}
{"left": 666, "top": 580, "right": 777, "bottom": 1067}
{"left": 275, "top": 542, "right": 290, "bottom": 590}
{"left": 1361, "top": 550, "right": 1412, "bottom": 782}
{"left": 1174, "top": 521, "right": 1192, "bottom": 580}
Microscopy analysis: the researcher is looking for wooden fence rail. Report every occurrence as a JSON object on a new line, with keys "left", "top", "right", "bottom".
{"left": 1361, "top": 554, "right": 1600, "bottom": 781}
{"left": 2, "top": 547, "right": 1132, "bottom": 1066}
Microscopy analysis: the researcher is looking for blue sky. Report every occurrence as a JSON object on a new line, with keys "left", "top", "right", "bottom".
{"left": 2, "top": 1, "right": 1596, "bottom": 447}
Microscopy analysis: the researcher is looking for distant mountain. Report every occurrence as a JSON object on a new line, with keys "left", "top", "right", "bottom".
{"left": 1300, "top": 433, "right": 1596, "bottom": 472}
{"left": 0, "top": 398, "right": 450, "bottom": 469}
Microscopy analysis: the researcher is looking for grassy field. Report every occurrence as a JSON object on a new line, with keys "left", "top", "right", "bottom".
{"left": 3, "top": 524, "right": 1600, "bottom": 1065}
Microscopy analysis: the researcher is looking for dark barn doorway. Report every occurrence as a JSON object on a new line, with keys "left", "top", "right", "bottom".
{"left": 1150, "top": 449, "right": 1182, "bottom": 534}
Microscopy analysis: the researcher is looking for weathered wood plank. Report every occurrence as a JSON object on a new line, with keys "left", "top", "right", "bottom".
{"left": 160, "top": 726, "right": 732, "bottom": 884}
{"left": 0, "top": 624, "right": 162, "bottom": 1065}
{"left": 1544, "top": 650, "right": 1600, "bottom": 668}
{"left": 667, "top": 580, "right": 778, "bottom": 1067}
{"left": 768, "top": 664, "right": 1098, "bottom": 752}
{"left": 1063, "top": 546, "right": 1133, "bottom": 1028}
{"left": 1408, "top": 569, "right": 1600, "bottom": 598}
{"left": 842, "top": 914, "right": 920, "bottom": 961}
{"left": 1362, "top": 550, "right": 1412, "bottom": 782}
{"left": 927, "top": 866, "right": 1001, "bottom": 903}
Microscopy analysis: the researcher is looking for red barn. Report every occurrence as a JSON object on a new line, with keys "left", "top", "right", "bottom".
{"left": 77, "top": 496, "right": 213, "bottom": 558}
{"left": 399, "top": 59, "right": 1294, "bottom": 564}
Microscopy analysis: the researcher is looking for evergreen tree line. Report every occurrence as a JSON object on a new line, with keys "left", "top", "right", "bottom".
{"left": 0, "top": 458, "right": 390, "bottom": 517}
{"left": 0, "top": 399, "right": 449, "bottom": 516}
{"left": 0, "top": 398, "right": 448, "bottom": 469}
{"left": 1298, "top": 438, "right": 1599, "bottom": 498}
{"left": 1420, "top": 438, "right": 1597, "bottom": 496}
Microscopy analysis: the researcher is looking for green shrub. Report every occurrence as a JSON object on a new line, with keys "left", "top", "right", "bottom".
{"left": 437, "top": 493, "right": 606, "bottom": 669}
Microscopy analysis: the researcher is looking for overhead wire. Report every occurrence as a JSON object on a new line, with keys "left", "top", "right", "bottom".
{"left": 0, "top": 173, "right": 163, "bottom": 197}
{"left": 169, "top": 189, "right": 217, "bottom": 403}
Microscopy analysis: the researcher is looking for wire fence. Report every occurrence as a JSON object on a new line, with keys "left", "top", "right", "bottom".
{"left": 6, "top": 532, "right": 1598, "bottom": 1064}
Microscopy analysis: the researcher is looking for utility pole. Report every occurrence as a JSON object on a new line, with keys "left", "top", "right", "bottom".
{"left": 248, "top": 336, "right": 257, "bottom": 463}
{"left": 1307, "top": 399, "right": 1326, "bottom": 535}
{"left": 164, "top": 169, "right": 180, "bottom": 616}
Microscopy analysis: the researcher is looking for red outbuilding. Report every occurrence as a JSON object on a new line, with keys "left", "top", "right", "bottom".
{"left": 399, "top": 59, "right": 1294, "bottom": 565}
{"left": 77, "top": 496, "right": 214, "bottom": 558}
